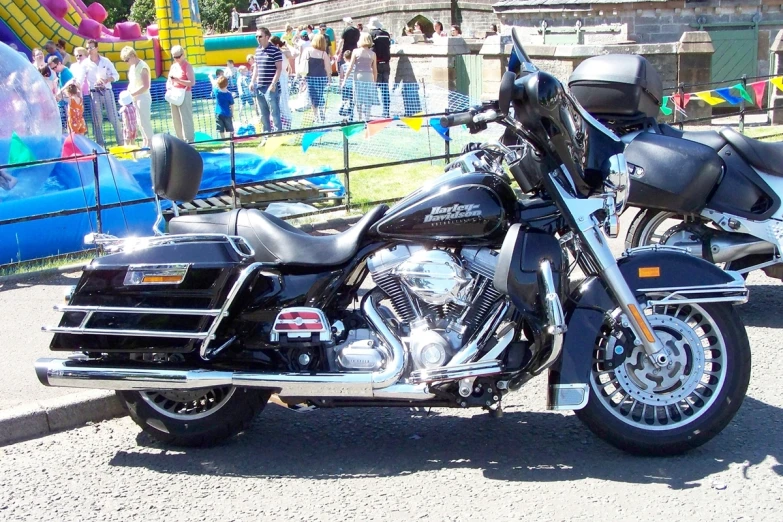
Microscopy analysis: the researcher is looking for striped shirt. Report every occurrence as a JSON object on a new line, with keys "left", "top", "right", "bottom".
{"left": 255, "top": 43, "right": 282, "bottom": 90}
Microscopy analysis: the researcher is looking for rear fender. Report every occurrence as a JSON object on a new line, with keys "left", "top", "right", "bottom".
{"left": 547, "top": 248, "right": 747, "bottom": 410}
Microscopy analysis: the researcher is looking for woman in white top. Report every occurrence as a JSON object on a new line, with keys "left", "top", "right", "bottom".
{"left": 120, "top": 46, "right": 153, "bottom": 148}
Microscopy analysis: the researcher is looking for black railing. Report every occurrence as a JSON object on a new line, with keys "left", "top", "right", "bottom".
{"left": 0, "top": 112, "right": 457, "bottom": 269}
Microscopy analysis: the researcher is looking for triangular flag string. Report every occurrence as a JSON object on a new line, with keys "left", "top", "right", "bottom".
{"left": 366, "top": 119, "right": 394, "bottom": 138}
{"left": 714, "top": 87, "right": 742, "bottom": 106}
{"left": 260, "top": 136, "right": 289, "bottom": 155}
{"left": 302, "top": 130, "right": 329, "bottom": 153}
{"left": 341, "top": 123, "right": 365, "bottom": 138}
{"left": 771, "top": 76, "right": 783, "bottom": 93}
{"left": 749, "top": 81, "right": 767, "bottom": 106}
{"left": 732, "top": 83, "right": 754, "bottom": 105}
{"left": 660, "top": 96, "right": 673, "bottom": 116}
{"left": 693, "top": 91, "right": 725, "bottom": 106}
{"left": 400, "top": 114, "right": 424, "bottom": 131}
{"left": 429, "top": 118, "right": 451, "bottom": 142}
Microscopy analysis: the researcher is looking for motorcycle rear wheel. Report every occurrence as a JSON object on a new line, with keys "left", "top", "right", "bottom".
{"left": 118, "top": 387, "right": 270, "bottom": 447}
{"left": 576, "top": 301, "right": 750, "bottom": 456}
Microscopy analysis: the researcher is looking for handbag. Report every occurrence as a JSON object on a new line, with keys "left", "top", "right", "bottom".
{"left": 165, "top": 85, "right": 186, "bottom": 106}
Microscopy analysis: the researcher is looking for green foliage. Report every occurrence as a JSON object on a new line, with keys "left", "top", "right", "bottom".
{"left": 128, "top": 0, "right": 156, "bottom": 28}
{"left": 85, "top": 0, "right": 135, "bottom": 27}
{"left": 199, "top": 0, "right": 239, "bottom": 34}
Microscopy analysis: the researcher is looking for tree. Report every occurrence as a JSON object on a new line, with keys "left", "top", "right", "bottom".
{"left": 85, "top": 0, "right": 135, "bottom": 27}
{"left": 200, "top": 0, "right": 239, "bottom": 34}
{"left": 129, "top": 0, "right": 156, "bottom": 28}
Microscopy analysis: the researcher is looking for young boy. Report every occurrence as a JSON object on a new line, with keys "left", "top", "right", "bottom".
{"left": 214, "top": 76, "right": 234, "bottom": 138}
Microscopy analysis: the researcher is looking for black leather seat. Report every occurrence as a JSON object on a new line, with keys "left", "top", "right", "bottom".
{"left": 720, "top": 128, "right": 783, "bottom": 177}
{"left": 169, "top": 205, "right": 388, "bottom": 266}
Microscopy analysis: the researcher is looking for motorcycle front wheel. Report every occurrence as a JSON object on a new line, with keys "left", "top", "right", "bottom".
{"left": 118, "top": 387, "right": 270, "bottom": 447}
{"left": 576, "top": 300, "right": 751, "bottom": 456}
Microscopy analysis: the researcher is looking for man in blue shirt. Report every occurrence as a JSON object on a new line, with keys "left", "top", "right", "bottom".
{"left": 49, "top": 56, "right": 74, "bottom": 131}
{"left": 250, "top": 27, "right": 282, "bottom": 136}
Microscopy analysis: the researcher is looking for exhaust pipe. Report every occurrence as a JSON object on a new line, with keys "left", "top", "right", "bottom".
{"left": 35, "top": 290, "right": 422, "bottom": 399}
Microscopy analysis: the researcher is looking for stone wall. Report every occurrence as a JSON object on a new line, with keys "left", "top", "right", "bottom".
{"left": 244, "top": 0, "right": 497, "bottom": 40}
{"left": 495, "top": 0, "right": 783, "bottom": 77}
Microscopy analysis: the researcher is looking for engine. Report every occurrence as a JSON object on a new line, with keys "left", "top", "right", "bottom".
{"left": 332, "top": 245, "right": 504, "bottom": 372}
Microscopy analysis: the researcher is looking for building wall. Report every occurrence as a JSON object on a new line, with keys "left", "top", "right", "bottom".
{"left": 498, "top": 0, "right": 783, "bottom": 77}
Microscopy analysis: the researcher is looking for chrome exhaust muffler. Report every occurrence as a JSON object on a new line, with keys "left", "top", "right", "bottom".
{"left": 36, "top": 290, "right": 407, "bottom": 399}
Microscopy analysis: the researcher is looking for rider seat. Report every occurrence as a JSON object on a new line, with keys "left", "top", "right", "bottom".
{"left": 719, "top": 128, "right": 783, "bottom": 177}
{"left": 169, "top": 206, "right": 387, "bottom": 266}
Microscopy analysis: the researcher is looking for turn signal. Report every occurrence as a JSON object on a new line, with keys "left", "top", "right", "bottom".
{"left": 124, "top": 264, "right": 189, "bottom": 286}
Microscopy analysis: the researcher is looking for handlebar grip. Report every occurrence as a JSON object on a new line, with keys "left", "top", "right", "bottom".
{"left": 440, "top": 112, "right": 474, "bottom": 128}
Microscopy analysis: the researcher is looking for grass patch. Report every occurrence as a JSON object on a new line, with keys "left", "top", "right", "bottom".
{"left": 0, "top": 251, "right": 95, "bottom": 278}
{"left": 741, "top": 126, "right": 783, "bottom": 141}
{"left": 226, "top": 139, "right": 447, "bottom": 206}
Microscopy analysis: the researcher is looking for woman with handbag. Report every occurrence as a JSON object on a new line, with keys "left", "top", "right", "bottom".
{"left": 166, "top": 45, "right": 195, "bottom": 142}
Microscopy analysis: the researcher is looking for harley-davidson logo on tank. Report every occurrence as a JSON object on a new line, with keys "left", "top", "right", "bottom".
{"left": 371, "top": 173, "right": 517, "bottom": 243}
{"left": 423, "top": 204, "right": 483, "bottom": 223}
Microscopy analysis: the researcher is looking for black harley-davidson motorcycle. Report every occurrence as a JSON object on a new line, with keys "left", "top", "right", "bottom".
{"left": 36, "top": 31, "right": 751, "bottom": 456}
{"left": 569, "top": 54, "right": 783, "bottom": 280}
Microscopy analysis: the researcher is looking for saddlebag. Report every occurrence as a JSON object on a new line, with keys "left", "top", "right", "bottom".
{"left": 48, "top": 236, "right": 256, "bottom": 354}
{"left": 624, "top": 132, "right": 723, "bottom": 213}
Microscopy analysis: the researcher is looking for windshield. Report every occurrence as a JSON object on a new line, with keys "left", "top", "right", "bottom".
{"left": 506, "top": 28, "right": 624, "bottom": 195}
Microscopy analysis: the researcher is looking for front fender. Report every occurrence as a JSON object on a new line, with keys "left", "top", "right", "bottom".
{"left": 547, "top": 249, "right": 744, "bottom": 410}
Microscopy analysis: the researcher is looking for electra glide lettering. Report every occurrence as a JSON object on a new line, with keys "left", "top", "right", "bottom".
{"left": 569, "top": 54, "right": 783, "bottom": 280}
{"left": 35, "top": 30, "right": 751, "bottom": 456}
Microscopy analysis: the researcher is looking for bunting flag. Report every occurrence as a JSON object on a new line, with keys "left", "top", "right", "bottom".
{"left": 671, "top": 93, "right": 691, "bottom": 109}
{"left": 400, "top": 114, "right": 424, "bottom": 131}
{"left": 301, "top": 130, "right": 329, "bottom": 152}
{"left": 429, "top": 118, "right": 451, "bottom": 142}
{"left": 715, "top": 87, "right": 743, "bottom": 106}
{"left": 660, "top": 96, "right": 673, "bottom": 116}
{"left": 749, "top": 81, "right": 767, "bottom": 106}
{"left": 8, "top": 132, "right": 35, "bottom": 165}
{"left": 366, "top": 118, "right": 394, "bottom": 138}
{"left": 341, "top": 123, "right": 365, "bottom": 138}
{"left": 108, "top": 145, "right": 138, "bottom": 160}
{"left": 771, "top": 76, "right": 783, "bottom": 92}
{"left": 260, "top": 136, "right": 289, "bottom": 155}
{"left": 732, "top": 84, "right": 754, "bottom": 105}
{"left": 693, "top": 91, "right": 725, "bottom": 106}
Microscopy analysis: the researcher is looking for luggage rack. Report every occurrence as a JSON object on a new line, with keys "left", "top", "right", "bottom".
{"left": 84, "top": 232, "right": 256, "bottom": 259}
{"left": 164, "top": 179, "right": 344, "bottom": 215}
{"left": 43, "top": 262, "right": 268, "bottom": 360}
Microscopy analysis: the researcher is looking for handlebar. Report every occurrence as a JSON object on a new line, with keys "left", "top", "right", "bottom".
{"left": 439, "top": 109, "right": 499, "bottom": 128}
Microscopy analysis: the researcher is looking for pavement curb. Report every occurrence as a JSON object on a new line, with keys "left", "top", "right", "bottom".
{"left": 0, "top": 390, "right": 126, "bottom": 447}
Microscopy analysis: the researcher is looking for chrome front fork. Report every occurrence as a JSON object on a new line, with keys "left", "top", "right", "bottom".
{"left": 550, "top": 172, "right": 670, "bottom": 368}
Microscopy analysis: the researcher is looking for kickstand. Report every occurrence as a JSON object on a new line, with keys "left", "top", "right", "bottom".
{"left": 488, "top": 400, "right": 503, "bottom": 418}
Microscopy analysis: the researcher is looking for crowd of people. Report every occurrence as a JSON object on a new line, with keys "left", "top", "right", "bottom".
{"left": 25, "top": 12, "right": 485, "bottom": 149}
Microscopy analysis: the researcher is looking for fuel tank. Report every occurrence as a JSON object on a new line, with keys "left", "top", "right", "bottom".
{"left": 370, "top": 172, "right": 517, "bottom": 244}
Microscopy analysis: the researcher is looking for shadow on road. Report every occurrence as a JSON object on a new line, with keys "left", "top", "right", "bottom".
{"left": 109, "top": 396, "right": 781, "bottom": 488}
{"left": 0, "top": 271, "right": 81, "bottom": 294}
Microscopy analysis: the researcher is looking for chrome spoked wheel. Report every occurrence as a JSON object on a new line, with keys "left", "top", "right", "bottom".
{"left": 140, "top": 386, "right": 236, "bottom": 421}
{"left": 591, "top": 302, "right": 727, "bottom": 431}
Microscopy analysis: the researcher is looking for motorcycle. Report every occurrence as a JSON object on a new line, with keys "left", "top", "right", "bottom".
{"left": 35, "top": 30, "right": 751, "bottom": 456}
{"left": 569, "top": 53, "right": 783, "bottom": 279}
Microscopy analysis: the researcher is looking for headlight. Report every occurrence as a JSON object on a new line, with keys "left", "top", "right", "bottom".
{"left": 603, "top": 153, "right": 630, "bottom": 214}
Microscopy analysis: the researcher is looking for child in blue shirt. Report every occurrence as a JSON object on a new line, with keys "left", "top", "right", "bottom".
{"left": 214, "top": 76, "right": 234, "bottom": 137}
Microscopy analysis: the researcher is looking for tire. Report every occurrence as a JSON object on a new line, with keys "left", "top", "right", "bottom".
{"left": 575, "top": 301, "right": 751, "bottom": 456}
{"left": 625, "top": 209, "right": 682, "bottom": 250}
{"left": 117, "top": 386, "right": 270, "bottom": 447}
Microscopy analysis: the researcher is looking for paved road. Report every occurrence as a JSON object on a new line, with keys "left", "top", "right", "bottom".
{"left": 1, "top": 232, "right": 782, "bottom": 520}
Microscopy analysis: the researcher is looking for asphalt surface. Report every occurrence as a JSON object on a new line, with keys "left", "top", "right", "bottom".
{"left": 0, "top": 213, "right": 782, "bottom": 520}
